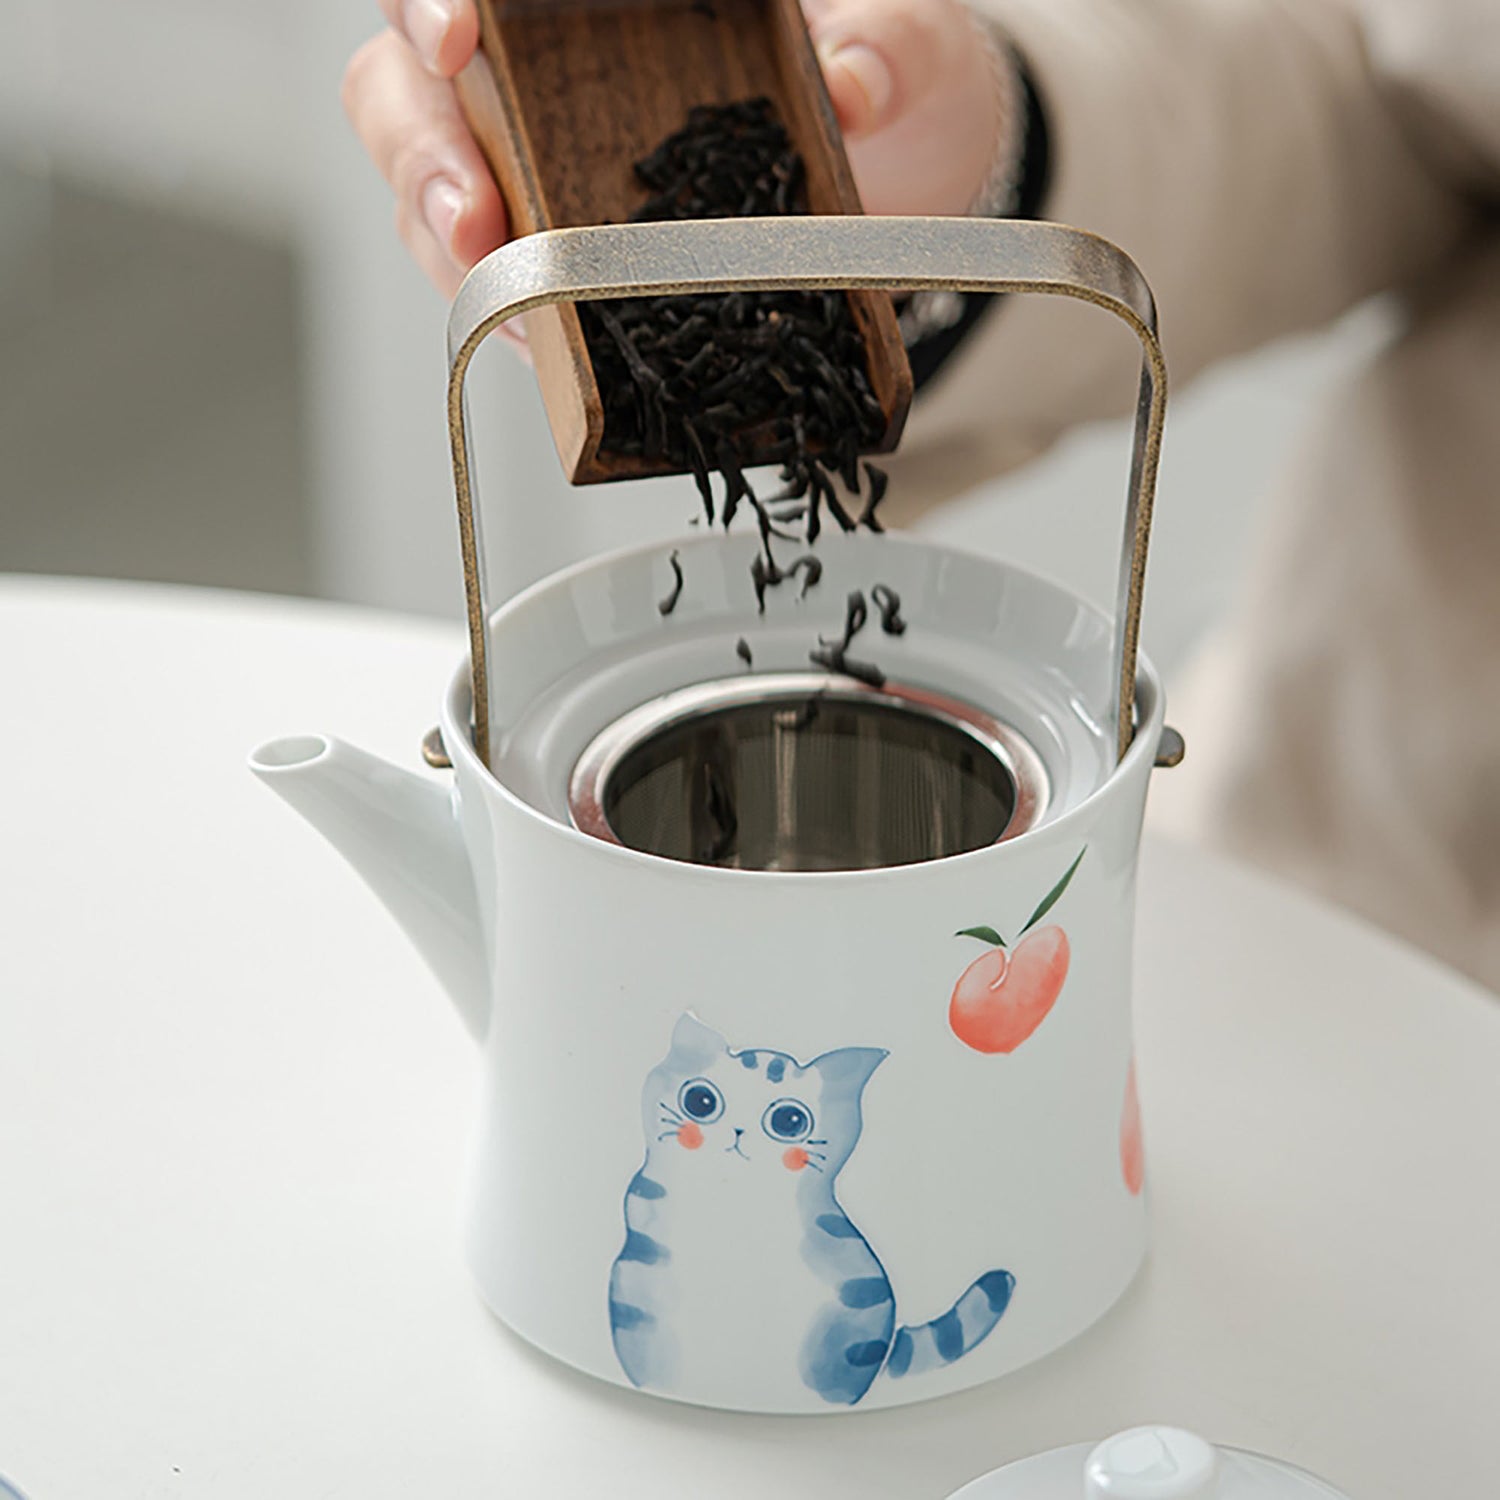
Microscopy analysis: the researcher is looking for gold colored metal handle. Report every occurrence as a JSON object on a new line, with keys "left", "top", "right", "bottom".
{"left": 447, "top": 215, "right": 1167, "bottom": 769}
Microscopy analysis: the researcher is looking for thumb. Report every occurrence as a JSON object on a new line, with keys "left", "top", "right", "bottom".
{"left": 805, "top": 0, "right": 1004, "bottom": 215}
{"left": 809, "top": 0, "right": 957, "bottom": 138}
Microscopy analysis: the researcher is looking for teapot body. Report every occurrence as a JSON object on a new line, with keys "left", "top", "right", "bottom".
{"left": 442, "top": 532, "right": 1161, "bottom": 1414}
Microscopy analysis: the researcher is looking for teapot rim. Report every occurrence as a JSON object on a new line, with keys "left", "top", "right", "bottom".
{"left": 438, "top": 531, "right": 1165, "bottom": 885}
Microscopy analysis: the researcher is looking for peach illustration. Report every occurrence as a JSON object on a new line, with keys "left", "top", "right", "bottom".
{"left": 1120, "top": 1061, "right": 1145, "bottom": 1196}
{"left": 949, "top": 925, "right": 1070, "bottom": 1054}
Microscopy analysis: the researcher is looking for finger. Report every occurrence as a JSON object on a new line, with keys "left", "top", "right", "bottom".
{"left": 802, "top": 0, "right": 1000, "bottom": 215}
{"left": 376, "top": 0, "right": 480, "bottom": 77}
{"left": 392, "top": 199, "right": 530, "bottom": 361}
{"left": 396, "top": 197, "right": 468, "bottom": 299}
{"left": 392, "top": 200, "right": 530, "bottom": 360}
{"left": 806, "top": 0, "right": 948, "bottom": 137}
{"left": 343, "top": 31, "right": 508, "bottom": 287}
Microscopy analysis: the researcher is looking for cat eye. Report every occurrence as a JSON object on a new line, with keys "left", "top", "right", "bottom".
{"left": 679, "top": 1079, "right": 724, "bottom": 1123}
{"left": 762, "top": 1099, "right": 813, "bottom": 1142}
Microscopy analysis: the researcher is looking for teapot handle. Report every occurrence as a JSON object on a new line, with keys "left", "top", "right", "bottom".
{"left": 445, "top": 216, "right": 1167, "bottom": 768}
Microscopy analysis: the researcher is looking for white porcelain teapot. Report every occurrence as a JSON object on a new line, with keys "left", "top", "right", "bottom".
{"left": 251, "top": 217, "right": 1177, "bottom": 1415}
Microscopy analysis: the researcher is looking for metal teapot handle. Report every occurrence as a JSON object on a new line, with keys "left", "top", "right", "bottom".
{"left": 446, "top": 216, "right": 1167, "bottom": 768}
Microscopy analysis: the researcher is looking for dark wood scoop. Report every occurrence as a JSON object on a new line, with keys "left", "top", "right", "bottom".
{"left": 455, "top": 0, "right": 913, "bottom": 484}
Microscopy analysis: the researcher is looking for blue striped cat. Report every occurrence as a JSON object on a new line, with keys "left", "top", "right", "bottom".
{"left": 609, "top": 1012, "right": 1016, "bottom": 1408}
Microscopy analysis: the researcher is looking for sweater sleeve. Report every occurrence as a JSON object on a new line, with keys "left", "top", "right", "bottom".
{"left": 880, "top": 0, "right": 1477, "bottom": 522}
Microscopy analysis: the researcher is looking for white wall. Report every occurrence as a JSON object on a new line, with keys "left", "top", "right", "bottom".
{"left": 0, "top": 0, "right": 306, "bottom": 239}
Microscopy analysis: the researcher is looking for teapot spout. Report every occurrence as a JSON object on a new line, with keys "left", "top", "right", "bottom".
{"left": 249, "top": 735, "right": 489, "bottom": 1041}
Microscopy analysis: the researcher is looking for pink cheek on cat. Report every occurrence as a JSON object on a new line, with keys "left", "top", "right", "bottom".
{"left": 677, "top": 1123, "right": 704, "bottom": 1150}
{"left": 783, "top": 1147, "right": 809, "bottom": 1172}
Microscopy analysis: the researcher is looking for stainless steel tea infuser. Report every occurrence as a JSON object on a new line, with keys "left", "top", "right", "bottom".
{"left": 566, "top": 671, "right": 1049, "bottom": 870}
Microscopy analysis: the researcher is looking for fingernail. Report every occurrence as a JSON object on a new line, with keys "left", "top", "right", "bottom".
{"left": 819, "top": 41, "right": 894, "bottom": 128}
{"left": 422, "top": 177, "right": 465, "bottom": 254}
{"left": 403, "top": 0, "right": 454, "bottom": 69}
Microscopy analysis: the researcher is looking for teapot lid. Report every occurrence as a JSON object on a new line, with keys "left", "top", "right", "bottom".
{"left": 947, "top": 1427, "right": 1351, "bottom": 1500}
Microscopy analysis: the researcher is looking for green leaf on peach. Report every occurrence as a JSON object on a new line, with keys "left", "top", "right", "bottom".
{"left": 956, "top": 925, "right": 1006, "bottom": 947}
{"left": 1018, "top": 847, "right": 1087, "bottom": 935}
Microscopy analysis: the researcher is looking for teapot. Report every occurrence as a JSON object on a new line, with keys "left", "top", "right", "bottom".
{"left": 251, "top": 216, "right": 1176, "bottom": 1415}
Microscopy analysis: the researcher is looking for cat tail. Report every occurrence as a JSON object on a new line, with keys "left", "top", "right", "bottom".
{"left": 884, "top": 1270, "right": 1015, "bottom": 1379}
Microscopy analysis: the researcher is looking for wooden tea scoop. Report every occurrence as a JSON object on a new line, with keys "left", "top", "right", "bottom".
{"left": 455, "top": 0, "right": 913, "bottom": 485}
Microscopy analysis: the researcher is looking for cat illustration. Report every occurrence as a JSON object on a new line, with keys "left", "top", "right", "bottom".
{"left": 609, "top": 1012, "right": 1016, "bottom": 1408}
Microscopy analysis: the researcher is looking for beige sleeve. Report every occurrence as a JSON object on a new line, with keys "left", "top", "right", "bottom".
{"left": 882, "top": 0, "right": 1476, "bottom": 520}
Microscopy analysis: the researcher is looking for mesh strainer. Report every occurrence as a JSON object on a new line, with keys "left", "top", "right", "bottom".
{"left": 568, "top": 673, "right": 1048, "bottom": 870}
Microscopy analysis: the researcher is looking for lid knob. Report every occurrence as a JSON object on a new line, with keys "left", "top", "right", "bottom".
{"left": 1085, "top": 1428, "right": 1219, "bottom": 1499}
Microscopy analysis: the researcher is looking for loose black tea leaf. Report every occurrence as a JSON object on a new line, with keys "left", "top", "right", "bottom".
{"left": 694, "top": 759, "right": 739, "bottom": 864}
{"left": 787, "top": 554, "right": 823, "bottom": 598}
{"left": 809, "top": 588, "right": 886, "bottom": 687}
{"left": 861, "top": 464, "right": 889, "bottom": 531}
{"left": 736, "top": 636, "right": 753, "bottom": 667}
{"left": 579, "top": 98, "right": 888, "bottom": 607}
{"left": 657, "top": 550, "right": 685, "bottom": 616}
{"left": 824, "top": 589, "right": 868, "bottom": 643}
{"left": 750, "top": 551, "right": 785, "bottom": 615}
{"left": 871, "top": 583, "right": 906, "bottom": 635}
{"left": 808, "top": 644, "right": 886, "bottom": 689}
{"left": 780, "top": 693, "right": 825, "bottom": 732}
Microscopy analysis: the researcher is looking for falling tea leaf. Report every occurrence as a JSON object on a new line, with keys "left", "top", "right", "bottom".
{"left": 657, "top": 550, "right": 685, "bottom": 616}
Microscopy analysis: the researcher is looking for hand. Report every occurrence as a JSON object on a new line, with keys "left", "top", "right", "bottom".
{"left": 342, "top": 0, "right": 1005, "bottom": 300}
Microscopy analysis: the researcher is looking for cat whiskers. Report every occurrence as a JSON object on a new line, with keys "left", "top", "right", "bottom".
{"left": 660, "top": 1100, "right": 686, "bottom": 1124}
{"left": 657, "top": 1128, "right": 684, "bottom": 1142}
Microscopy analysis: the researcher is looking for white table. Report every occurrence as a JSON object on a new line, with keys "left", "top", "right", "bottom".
{"left": 2, "top": 576, "right": 1497, "bottom": 1500}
